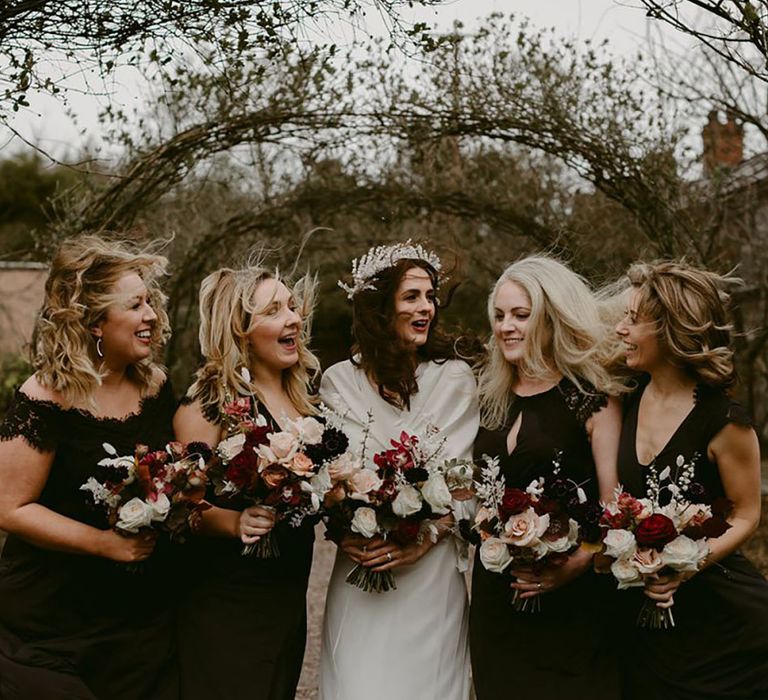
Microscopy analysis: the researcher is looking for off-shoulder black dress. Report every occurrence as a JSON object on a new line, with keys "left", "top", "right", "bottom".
{"left": 175, "top": 400, "right": 314, "bottom": 700}
{"left": 617, "top": 381, "right": 768, "bottom": 700}
{"left": 469, "top": 377, "right": 620, "bottom": 700}
{"left": 0, "top": 383, "right": 178, "bottom": 700}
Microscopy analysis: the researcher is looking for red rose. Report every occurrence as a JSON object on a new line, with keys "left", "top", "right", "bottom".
{"left": 635, "top": 513, "right": 677, "bottom": 550}
{"left": 702, "top": 514, "right": 731, "bottom": 539}
{"left": 394, "top": 520, "right": 421, "bottom": 544}
{"left": 226, "top": 450, "right": 257, "bottom": 490}
{"left": 245, "top": 425, "right": 271, "bottom": 448}
{"left": 499, "top": 488, "right": 530, "bottom": 519}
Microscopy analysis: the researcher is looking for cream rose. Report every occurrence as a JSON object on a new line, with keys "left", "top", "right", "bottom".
{"left": 392, "top": 484, "right": 423, "bottom": 518}
{"left": 502, "top": 507, "right": 549, "bottom": 548}
{"left": 611, "top": 556, "right": 644, "bottom": 589}
{"left": 298, "top": 417, "right": 324, "bottom": 445}
{"left": 290, "top": 452, "right": 315, "bottom": 477}
{"left": 479, "top": 537, "right": 513, "bottom": 573}
{"left": 542, "top": 518, "right": 580, "bottom": 553}
{"left": 115, "top": 497, "right": 155, "bottom": 533}
{"left": 327, "top": 453, "right": 361, "bottom": 482}
{"left": 421, "top": 473, "right": 452, "bottom": 515}
{"left": 217, "top": 433, "right": 246, "bottom": 461}
{"left": 632, "top": 548, "right": 664, "bottom": 576}
{"left": 351, "top": 507, "right": 379, "bottom": 539}
{"left": 268, "top": 431, "right": 298, "bottom": 460}
{"left": 349, "top": 469, "right": 383, "bottom": 501}
{"left": 474, "top": 505, "right": 494, "bottom": 525}
{"left": 149, "top": 492, "right": 171, "bottom": 522}
{"left": 661, "top": 535, "right": 708, "bottom": 573}
{"left": 604, "top": 528, "right": 637, "bottom": 559}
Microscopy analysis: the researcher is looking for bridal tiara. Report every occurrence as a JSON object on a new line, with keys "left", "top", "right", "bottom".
{"left": 338, "top": 240, "right": 443, "bottom": 299}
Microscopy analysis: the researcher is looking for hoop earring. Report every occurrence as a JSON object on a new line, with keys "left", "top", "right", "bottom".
{"left": 96, "top": 338, "right": 104, "bottom": 359}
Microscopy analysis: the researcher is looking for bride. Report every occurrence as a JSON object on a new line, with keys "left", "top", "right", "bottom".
{"left": 318, "top": 242, "right": 479, "bottom": 700}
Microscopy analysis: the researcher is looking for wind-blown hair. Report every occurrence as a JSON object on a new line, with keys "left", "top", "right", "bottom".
{"left": 33, "top": 235, "right": 170, "bottom": 409}
{"left": 478, "top": 255, "right": 623, "bottom": 430}
{"left": 351, "top": 258, "right": 461, "bottom": 410}
{"left": 186, "top": 265, "right": 320, "bottom": 419}
{"left": 626, "top": 260, "right": 737, "bottom": 388}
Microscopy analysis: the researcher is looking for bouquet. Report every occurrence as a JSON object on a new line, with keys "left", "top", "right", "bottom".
{"left": 81, "top": 440, "right": 212, "bottom": 556}
{"left": 473, "top": 452, "right": 603, "bottom": 612}
{"left": 597, "top": 454, "right": 731, "bottom": 628}
{"left": 324, "top": 418, "right": 470, "bottom": 593}
{"left": 212, "top": 395, "right": 349, "bottom": 557}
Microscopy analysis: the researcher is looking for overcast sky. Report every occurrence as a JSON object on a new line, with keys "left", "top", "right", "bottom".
{"left": 3, "top": 0, "right": 686, "bottom": 159}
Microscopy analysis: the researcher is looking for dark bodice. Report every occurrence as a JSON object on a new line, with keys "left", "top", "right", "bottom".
{"left": 473, "top": 377, "right": 607, "bottom": 499}
{"left": 617, "top": 380, "right": 752, "bottom": 504}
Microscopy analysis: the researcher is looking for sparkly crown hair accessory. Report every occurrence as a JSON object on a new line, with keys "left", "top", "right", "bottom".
{"left": 338, "top": 240, "right": 443, "bottom": 299}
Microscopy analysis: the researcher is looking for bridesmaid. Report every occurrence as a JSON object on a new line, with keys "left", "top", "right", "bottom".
{"left": 174, "top": 264, "right": 320, "bottom": 700}
{"left": 614, "top": 260, "right": 768, "bottom": 699}
{"left": 470, "top": 255, "right": 623, "bottom": 700}
{"left": 0, "top": 235, "right": 176, "bottom": 699}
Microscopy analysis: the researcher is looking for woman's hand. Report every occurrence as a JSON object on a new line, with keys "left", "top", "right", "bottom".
{"left": 98, "top": 530, "right": 157, "bottom": 562}
{"left": 339, "top": 534, "right": 387, "bottom": 564}
{"left": 510, "top": 546, "right": 593, "bottom": 599}
{"left": 366, "top": 538, "right": 436, "bottom": 572}
{"left": 239, "top": 505, "right": 277, "bottom": 545}
{"left": 643, "top": 570, "right": 692, "bottom": 608}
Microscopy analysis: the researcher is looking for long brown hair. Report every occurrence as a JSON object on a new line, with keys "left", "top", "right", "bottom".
{"left": 350, "top": 259, "right": 464, "bottom": 409}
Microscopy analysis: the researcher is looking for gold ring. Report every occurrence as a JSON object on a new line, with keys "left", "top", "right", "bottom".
{"left": 362, "top": 545, "right": 367, "bottom": 553}
{"left": 386, "top": 552, "right": 392, "bottom": 562}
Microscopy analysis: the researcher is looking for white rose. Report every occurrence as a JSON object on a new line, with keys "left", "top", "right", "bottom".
{"left": 421, "top": 473, "right": 452, "bottom": 515}
{"left": 327, "top": 453, "right": 361, "bottom": 482}
{"left": 149, "top": 492, "right": 171, "bottom": 522}
{"left": 603, "top": 529, "right": 637, "bottom": 559}
{"left": 501, "top": 507, "right": 549, "bottom": 548}
{"left": 268, "top": 431, "right": 298, "bottom": 460}
{"left": 351, "top": 507, "right": 379, "bottom": 539}
{"left": 543, "top": 518, "right": 580, "bottom": 553}
{"left": 611, "top": 557, "right": 644, "bottom": 589}
{"left": 392, "top": 484, "right": 423, "bottom": 518}
{"left": 661, "top": 535, "right": 709, "bottom": 573}
{"left": 217, "top": 433, "right": 246, "bottom": 461}
{"left": 632, "top": 548, "right": 664, "bottom": 576}
{"left": 479, "top": 537, "right": 513, "bottom": 573}
{"left": 298, "top": 417, "right": 324, "bottom": 445}
{"left": 349, "top": 469, "right": 383, "bottom": 501}
{"left": 115, "top": 497, "right": 155, "bottom": 533}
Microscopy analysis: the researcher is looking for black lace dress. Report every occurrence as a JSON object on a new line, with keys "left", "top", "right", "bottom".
{"left": 617, "top": 381, "right": 768, "bottom": 700}
{"left": 175, "top": 399, "right": 314, "bottom": 700}
{"left": 469, "top": 377, "right": 620, "bottom": 700}
{"left": 0, "top": 383, "right": 177, "bottom": 700}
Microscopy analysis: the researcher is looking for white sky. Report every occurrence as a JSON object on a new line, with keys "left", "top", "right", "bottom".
{"left": 2, "top": 0, "right": 685, "bottom": 160}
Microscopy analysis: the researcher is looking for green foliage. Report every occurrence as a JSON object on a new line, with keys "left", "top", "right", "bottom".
{"left": 0, "top": 353, "right": 32, "bottom": 419}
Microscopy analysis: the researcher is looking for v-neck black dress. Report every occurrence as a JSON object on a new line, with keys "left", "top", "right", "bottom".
{"left": 469, "top": 378, "right": 621, "bottom": 700}
{"left": 617, "top": 381, "right": 768, "bottom": 700}
{"left": 0, "top": 383, "right": 178, "bottom": 700}
{"left": 175, "top": 400, "right": 314, "bottom": 700}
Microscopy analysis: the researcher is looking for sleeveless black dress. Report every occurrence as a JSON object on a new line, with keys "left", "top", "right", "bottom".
{"left": 469, "top": 378, "right": 620, "bottom": 700}
{"left": 175, "top": 399, "right": 314, "bottom": 700}
{"left": 0, "top": 383, "right": 178, "bottom": 700}
{"left": 617, "top": 381, "right": 768, "bottom": 700}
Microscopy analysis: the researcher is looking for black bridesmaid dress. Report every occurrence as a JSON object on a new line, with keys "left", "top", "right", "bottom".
{"left": 175, "top": 400, "right": 314, "bottom": 700}
{"left": 617, "top": 380, "right": 768, "bottom": 700}
{"left": 0, "top": 383, "right": 178, "bottom": 700}
{"left": 469, "top": 377, "right": 620, "bottom": 700}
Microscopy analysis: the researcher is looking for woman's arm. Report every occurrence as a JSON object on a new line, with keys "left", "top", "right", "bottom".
{"left": 587, "top": 396, "right": 622, "bottom": 503}
{"left": 173, "top": 399, "right": 276, "bottom": 541}
{"left": 0, "top": 435, "right": 154, "bottom": 562}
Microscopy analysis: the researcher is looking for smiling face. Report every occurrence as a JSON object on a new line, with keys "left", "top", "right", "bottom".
{"left": 615, "top": 288, "right": 664, "bottom": 372}
{"left": 93, "top": 272, "right": 158, "bottom": 369}
{"left": 392, "top": 266, "right": 436, "bottom": 348}
{"left": 492, "top": 281, "right": 532, "bottom": 365}
{"left": 247, "top": 278, "right": 301, "bottom": 372}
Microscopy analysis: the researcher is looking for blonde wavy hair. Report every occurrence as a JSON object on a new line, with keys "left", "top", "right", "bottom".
{"left": 626, "top": 260, "right": 737, "bottom": 388}
{"left": 33, "top": 234, "right": 170, "bottom": 409}
{"left": 478, "top": 255, "right": 623, "bottom": 429}
{"left": 186, "top": 265, "right": 320, "bottom": 419}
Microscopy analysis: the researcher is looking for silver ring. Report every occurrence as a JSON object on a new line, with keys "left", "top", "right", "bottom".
{"left": 386, "top": 552, "right": 392, "bottom": 562}
{"left": 537, "top": 582, "right": 542, "bottom": 590}
{"left": 362, "top": 545, "right": 367, "bottom": 553}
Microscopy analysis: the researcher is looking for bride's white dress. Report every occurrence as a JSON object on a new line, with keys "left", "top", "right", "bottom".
{"left": 318, "top": 359, "right": 479, "bottom": 700}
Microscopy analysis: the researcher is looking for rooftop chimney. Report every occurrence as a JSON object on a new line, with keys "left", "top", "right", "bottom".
{"left": 702, "top": 109, "right": 744, "bottom": 175}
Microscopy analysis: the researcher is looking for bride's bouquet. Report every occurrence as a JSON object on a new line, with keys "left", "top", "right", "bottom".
{"left": 81, "top": 440, "right": 212, "bottom": 546}
{"left": 597, "top": 454, "right": 731, "bottom": 628}
{"left": 324, "top": 419, "right": 471, "bottom": 593}
{"left": 212, "top": 395, "right": 348, "bottom": 557}
{"left": 473, "top": 452, "right": 603, "bottom": 612}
